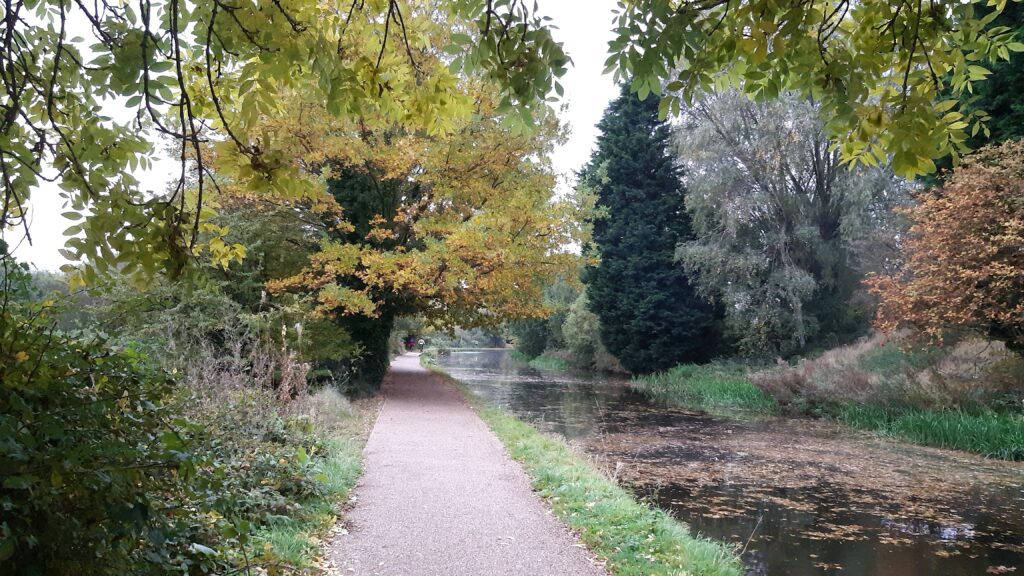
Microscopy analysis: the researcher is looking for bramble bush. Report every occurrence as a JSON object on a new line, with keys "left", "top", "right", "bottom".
{"left": 1, "top": 246, "right": 351, "bottom": 574}
{"left": 0, "top": 252, "right": 208, "bottom": 574}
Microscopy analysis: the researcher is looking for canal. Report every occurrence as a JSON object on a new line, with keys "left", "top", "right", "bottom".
{"left": 437, "top": 349, "right": 1024, "bottom": 575}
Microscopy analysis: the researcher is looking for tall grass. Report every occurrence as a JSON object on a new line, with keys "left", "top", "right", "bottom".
{"left": 510, "top": 349, "right": 571, "bottom": 370}
{"left": 528, "top": 353, "right": 571, "bottom": 371}
{"left": 633, "top": 363, "right": 776, "bottom": 415}
{"left": 838, "top": 405, "right": 1024, "bottom": 460}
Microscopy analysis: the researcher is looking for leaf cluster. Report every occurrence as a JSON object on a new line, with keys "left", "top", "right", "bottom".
{"left": 869, "top": 140, "right": 1024, "bottom": 353}
{"left": 1, "top": 0, "right": 568, "bottom": 284}
{"left": 607, "top": 0, "right": 1024, "bottom": 177}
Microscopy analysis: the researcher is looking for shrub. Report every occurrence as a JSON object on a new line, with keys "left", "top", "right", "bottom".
{"left": 511, "top": 318, "right": 550, "bottom": 359}
{"left": 1, "top": 250, "right": 357, "bottom": 574}
{"left": 562, "top": 291, "right": 624, "bottom": 372}
{"left": 0, "top": 261, "right": 204, "bottom": 574}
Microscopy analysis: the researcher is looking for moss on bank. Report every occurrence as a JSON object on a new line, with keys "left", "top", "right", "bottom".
{"left": 424, "top": 358, "right": 743, "bottom": 576}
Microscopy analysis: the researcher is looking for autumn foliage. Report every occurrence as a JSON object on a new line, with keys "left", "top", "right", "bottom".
{"left": 868, "top": 141, "right": 1024, "bottom": 352}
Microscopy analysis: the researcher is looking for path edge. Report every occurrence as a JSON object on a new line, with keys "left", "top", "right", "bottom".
{"left": 422, "top": 356, "right": 744, "bottom": 576}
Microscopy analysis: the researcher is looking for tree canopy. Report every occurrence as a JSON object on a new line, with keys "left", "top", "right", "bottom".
{"left": 249, "top": 83, "right": 582, "bottom": 327}
{"left": 206, "top": 79, "right": 585, "bottom": 390}
{"left": 6, "top": 0, "right": 1024, "bottom": 284}
{"left": 1, "top": 0, "right": 568, "bottom": 281}
{"left": 606, "top": 0, "right": 1024, "bottom": 177}
{"left": 869, "top": 140, "right": 1024, "bottom": 353}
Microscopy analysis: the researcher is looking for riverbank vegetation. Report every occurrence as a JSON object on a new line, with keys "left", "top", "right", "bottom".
{"left": 1, "top": 246, "right": 374, "bottom": 573}
{"left": 510, "top": 350, "right": 572, "bottom": 372}
{"left": 425, "top": 363, "right": 742, "bottom": 576}
{"left": 514, "top": 13, "right": 1024, "bottom": 460}
{"left": 628, "top": 333, "right": 1024, "bottom": 459}
{"left": 634, "top": 364, "right": 777, "bottom": 416}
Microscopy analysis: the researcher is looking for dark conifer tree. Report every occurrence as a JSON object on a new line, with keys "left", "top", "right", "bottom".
{"left": 582, "top": 86, "right": 719, "bottom": 374}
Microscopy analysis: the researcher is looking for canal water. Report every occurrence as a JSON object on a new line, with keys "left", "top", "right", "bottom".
{"left": 437, "top": 349, "right": 1024, "bottom": 576}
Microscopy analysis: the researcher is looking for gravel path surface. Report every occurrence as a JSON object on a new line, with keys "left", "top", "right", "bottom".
{"left": 329, "top": 353, "right": 605, "bottom": 576}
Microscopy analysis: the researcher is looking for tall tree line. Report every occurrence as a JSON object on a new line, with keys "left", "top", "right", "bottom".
{"left": 580, "top": 88, "right": 911, "bottom": 369}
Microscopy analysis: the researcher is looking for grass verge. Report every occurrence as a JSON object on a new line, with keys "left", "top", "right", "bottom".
{"left": 253, "top": 395, "right": 377, "bottom": 570}
{"left": 837, "top": 405, "right": 1024, "bottom": 460}
{"left": 632, "top": 363, "right": 777, "bottom": 416}
{"left": 509, "top": 349, "right": 571, "bottom": 371}
{"left": 424, "top": 358, "right": 742, "bottom": 576}
{"left": 632, "top": 362, "right": 1024, "bottom": 460}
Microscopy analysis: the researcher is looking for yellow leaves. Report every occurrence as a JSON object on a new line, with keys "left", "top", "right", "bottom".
{"left": 239, "top": 59, "right": 581, "bottom": 328}
{"left": 365, "top": 216, "right": 396, "bottom": 242}
{"left": 314, "top": 283, "right": 378, "bottom": 316}
{"left": 191, "top": 222, "right": 248, "bottom": 270}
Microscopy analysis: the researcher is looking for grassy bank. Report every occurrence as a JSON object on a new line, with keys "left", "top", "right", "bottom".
{"left": 628, "top": 335, "right": 1024, "bottom": 460}
{"left": 632, "top": 363, "right": 1024, "bottom": 460}
{"left": 511, "top": 350, "right": 572, "bottom": 371}
{"left": 837, "top": 405, "right": 1024, "bottom": 460}
{"left": 424, "top": 359, "right": 742, "bottom": 576}
{"left": 632, "top": 363, "right": 777, "bottom": 415}
{"left": 254, "top": 391, "right": 376, "bottom": 569}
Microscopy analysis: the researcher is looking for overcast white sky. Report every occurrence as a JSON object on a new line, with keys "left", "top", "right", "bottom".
{"left": 8, "top": 0, "right": 619, "bottom": 270}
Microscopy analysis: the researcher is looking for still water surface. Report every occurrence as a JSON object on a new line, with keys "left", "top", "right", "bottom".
{"left": 437, "top": 349, "right": 1024, "bottom": 576}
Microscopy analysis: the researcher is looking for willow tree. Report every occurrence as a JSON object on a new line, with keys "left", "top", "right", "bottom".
{"left": 675, "top": 91, "right": 909, "bottom": 356}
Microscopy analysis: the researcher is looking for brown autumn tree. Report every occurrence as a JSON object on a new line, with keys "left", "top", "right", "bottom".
{"left": 868, "top": 141, "right": 1024, "bottom": 353}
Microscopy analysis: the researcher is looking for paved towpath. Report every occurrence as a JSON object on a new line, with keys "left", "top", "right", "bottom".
{"left": 329, "top": 353, "right": 605, "bottom": 575}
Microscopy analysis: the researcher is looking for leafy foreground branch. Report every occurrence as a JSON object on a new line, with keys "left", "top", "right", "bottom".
{"left": 424, "top": 360, "right": 742, "bottom": 576}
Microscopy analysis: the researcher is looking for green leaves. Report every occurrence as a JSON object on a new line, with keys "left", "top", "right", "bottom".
{"left": 606, "top": 0, "right": 1024, "bottom": 177}
{"left": 0, "top": 267, "right": 183, "bottom": 573}
{"left": 4, "top": 0, "right": 571, "bottom": 286}
{"left": 450, "top": 0, "right": 570, "bottom": 124}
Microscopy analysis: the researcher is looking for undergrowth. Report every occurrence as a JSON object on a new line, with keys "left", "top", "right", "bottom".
{"left": 627, "top": 334, "right": 1024, "bottom": 460}
{"left": 250, "top": 390, "right": 370, "bottom": 569}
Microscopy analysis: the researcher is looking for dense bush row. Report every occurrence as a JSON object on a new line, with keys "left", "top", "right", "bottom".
{"left": 0, "top": 245, "right": 361, "bottom": 574}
